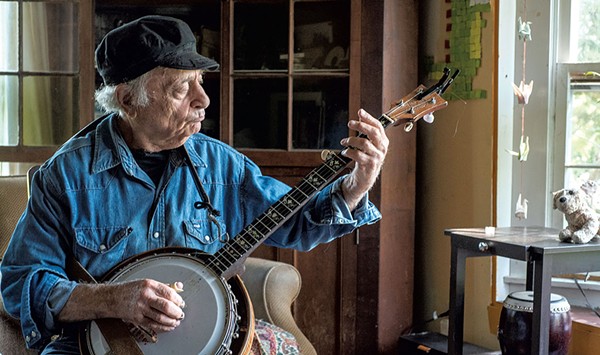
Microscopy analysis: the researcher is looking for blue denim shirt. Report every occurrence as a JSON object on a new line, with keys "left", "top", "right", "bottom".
{"left": 0, "top": 114, "right": 381, "bottom": 350}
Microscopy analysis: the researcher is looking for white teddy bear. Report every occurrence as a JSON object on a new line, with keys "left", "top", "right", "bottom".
{"left": 552, "top": 181, "right": 600, "bottom": 244}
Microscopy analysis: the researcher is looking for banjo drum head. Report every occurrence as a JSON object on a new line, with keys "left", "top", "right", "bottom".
{"left": 84, "top": 253, "right": 237, "bottom": 355}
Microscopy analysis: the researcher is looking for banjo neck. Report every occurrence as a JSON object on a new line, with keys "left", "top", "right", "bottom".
{"left": 210, "top": 150, "right": 351, "bottom": 280}
{"left": 205, "top": 72, "right": 457, "bottom": 280}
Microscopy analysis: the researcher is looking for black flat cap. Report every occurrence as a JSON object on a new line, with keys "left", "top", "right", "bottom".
{"left": 95, "top": 15, "right": 219, "bottom": 85}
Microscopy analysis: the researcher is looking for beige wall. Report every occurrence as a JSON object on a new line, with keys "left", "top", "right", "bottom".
{"left": 415, "top": 1, "right": 499, "bottom": 350}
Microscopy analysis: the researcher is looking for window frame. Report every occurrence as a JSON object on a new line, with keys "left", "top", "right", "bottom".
{"left": 496, "top": 0, "right": 600, "bottom": 307}
{"left": 0, "top": 0, "right": 94, "bottom": 166}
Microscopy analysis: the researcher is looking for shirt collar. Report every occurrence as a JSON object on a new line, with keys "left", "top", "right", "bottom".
{"left": 91, "top": 113, "right": 207, "bottom": 174}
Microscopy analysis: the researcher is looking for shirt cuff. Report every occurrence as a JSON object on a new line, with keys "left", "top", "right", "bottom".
{"left": 314, "top": 176, "right": 381, "bottom": 227}
{"left": 45, "top": 279, "right": 78, "bottom": 332}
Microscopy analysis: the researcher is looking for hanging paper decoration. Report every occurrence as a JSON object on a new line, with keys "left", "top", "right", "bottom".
{"left": 510, "top": 4, "right": 534, "bottom": 219}
{"left": 506, "top": 135, "right": 530, "bottom": 162}
{"left": 512, "top": 80, "right": 534, "bottom": 105}
{"left": 515, "top": 193, "right": 529, "bottom": 220}
{"left": 517, "top": 17, "right": 532, "bottom": 41}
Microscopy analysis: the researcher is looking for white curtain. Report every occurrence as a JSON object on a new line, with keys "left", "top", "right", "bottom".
{"left": 23, "top": 2, "right": 53, "bottom": 145}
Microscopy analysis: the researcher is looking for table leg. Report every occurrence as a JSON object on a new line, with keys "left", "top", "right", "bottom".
{"left": 449, "top": 243, "right": 467, "bottom": 355}
{"left": 526, "top": 255, "right": 534, "bottom": 291}
{"left": 531, "top": 254, "right": 552, "bottom": 354}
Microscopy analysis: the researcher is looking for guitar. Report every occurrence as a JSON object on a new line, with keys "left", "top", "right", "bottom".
{"left": 79, "top": 68, "right": 459, "bottom": 355}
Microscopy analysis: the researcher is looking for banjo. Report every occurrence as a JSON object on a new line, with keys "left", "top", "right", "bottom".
{"left": 79, "top": 68, "right": 459, "bottom": 355}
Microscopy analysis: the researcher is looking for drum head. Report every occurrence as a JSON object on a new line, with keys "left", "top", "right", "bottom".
{"left": 85, "top": 254, "right": 235, "bottom": 355}
{"left": 504, "top": 291, "right": 570, "bottom": 313}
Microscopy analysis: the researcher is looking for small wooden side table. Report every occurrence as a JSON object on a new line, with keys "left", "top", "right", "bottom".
{"left": 445, "top": 226, "right": 600, "bottom": 355}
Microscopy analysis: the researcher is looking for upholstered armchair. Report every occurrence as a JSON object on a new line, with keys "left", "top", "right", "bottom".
{"left": 0, "top": 174, "right": 316, "bottom": 354}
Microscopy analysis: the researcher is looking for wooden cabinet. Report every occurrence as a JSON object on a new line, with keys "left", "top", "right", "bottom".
{"left": 92, "top": 1, "right": 418, "bottom": 353}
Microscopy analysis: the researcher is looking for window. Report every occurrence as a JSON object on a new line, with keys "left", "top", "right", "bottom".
{"left": 559, "top": 71, "right": 600, "bottom": 197}
{"left": 556, "top": 0, "right": 600, "bottom": 196}
{"left": 554, "top": 0, "right": 600, "bottom": 288}
{"left": 0, "top": 0, "right": 88, "bottom": 175}
{"left": 497, "top": 0, "right": 600, "bottom": 307}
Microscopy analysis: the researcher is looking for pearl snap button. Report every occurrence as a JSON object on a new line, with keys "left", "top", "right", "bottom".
{"left": 153, "top": 232, "right": 160, "bottom": 238}
{"left": 99, "top": 244, "right": 107, "bottom": 252}
{"left": 204, "top": 235, "right": 210, "bottom": 241}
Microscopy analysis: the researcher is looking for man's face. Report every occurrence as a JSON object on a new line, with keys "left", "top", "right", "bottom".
{"left": 134, "top": 68, "right": 210, "bottom": 148}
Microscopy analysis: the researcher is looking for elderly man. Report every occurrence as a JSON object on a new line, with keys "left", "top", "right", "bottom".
{"left": 1, "top": 15, "right": 387, "bottom": 354}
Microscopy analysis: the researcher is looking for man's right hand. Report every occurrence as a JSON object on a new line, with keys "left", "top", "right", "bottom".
{"left": 57, "top": 279, "right": 185, "bottom": 334}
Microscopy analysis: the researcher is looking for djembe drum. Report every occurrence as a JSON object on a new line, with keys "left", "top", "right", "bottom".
{"left": 497, "top": 291, "right": 572, "bottom": 355}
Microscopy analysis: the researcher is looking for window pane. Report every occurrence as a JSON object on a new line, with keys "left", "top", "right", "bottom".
{"left": 565, "top": 168, "right": 600, "bottom": 187}
{"left": 0, "top": 2, "right": 18, "bottom": 72}
{"left": 234, "top": 3, "right": 288, "bottom": 71}
{"left": 292, "top": 77, "right": 348, "bottom": 149}
{"left": 566, "top": 88, "right": 600, "bottom": 165}
{"left": 0, "top": 75, "right": 19, "bottom": 146}
{"left": 23, "top": 1, "right": 78, "bottom": 73}
{"left": 233, "top": 78, "right": 287, "bottom": 148}
{"left": 23, "top": 76, "right": 78, "bottom": 146}
{"left": 571, "top": 0, "right": 600, "bottom": 63}
{"left": 294, "top": 1, "right": 350, "bottom": 71}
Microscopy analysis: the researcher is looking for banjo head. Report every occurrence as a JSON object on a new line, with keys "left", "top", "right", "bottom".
{"left": 82, "top": 252, "right": 239, "bottom": 355}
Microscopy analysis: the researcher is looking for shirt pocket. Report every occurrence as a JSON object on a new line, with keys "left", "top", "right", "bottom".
{"left": 182, "top": 218, "right": 226, "bottom": 251}
{"left": 73, "top": 226, "right": 133, "bottom": 277}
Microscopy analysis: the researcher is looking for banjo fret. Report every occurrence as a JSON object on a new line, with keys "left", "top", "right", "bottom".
{"left": 258, "top": 214, "right": 278, "bottom": 230}
{"left": 230, "top": 239, "right": 248, "bottom": 255}
{"left": 255, "top": 218, "right": 273, "bottom": 233}
{"left": 291, "top": 186, "right": 309, "bottom": 199}
{"left": 265, "top": 207, "right": 285, "bottom": 223}
{"left": 223, "top": 244, "right": 241, "bottom": 260}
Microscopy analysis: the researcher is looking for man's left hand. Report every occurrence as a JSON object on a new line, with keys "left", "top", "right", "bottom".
{"left": 340, "top": 109, "right": 389, "bottom": 210}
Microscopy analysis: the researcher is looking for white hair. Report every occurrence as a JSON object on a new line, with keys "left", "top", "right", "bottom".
{"left": 94, "top": 68, "right": 159, "bottom": 116}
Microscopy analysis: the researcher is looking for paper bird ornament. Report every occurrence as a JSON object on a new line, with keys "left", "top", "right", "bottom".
{"left": 515, "top": 193, "right": 528, "bottom": 220}
{"left": 512, "top": 80, "right": 534, "bottom": 105}
{"left": 506, "top": 135, "right": 530, "bottom": 162}
{"left": 518, "top": 17, "right": 532, "bottom": 41}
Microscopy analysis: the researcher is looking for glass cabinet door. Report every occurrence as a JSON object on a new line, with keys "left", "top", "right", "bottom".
{"left": 232, "top": 0, "right": 350, "bottom": 150}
